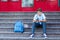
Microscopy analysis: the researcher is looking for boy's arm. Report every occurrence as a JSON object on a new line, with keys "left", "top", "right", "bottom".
{"left": 39, "top": 14, "right": 47, "bottom": 22}
{"left": 33, "top": 14, "right": 38, "bottom": 22}
{"left": 39, "top": 18, "right": 47, "bottom": 22}
{"left": 33, "top": 19, "right": 38, "bottom": 22}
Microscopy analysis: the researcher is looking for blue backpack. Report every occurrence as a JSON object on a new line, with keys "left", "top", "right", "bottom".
{"left": 14, "top": 21, "right": 24, "bottom": 33}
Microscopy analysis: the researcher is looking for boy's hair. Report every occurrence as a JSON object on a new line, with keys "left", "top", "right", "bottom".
{"left": 37, "top": 8, "right": 42, "bottom": 12}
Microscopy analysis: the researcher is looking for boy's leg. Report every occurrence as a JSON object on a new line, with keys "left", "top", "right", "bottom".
{"left": 42, "top": 22, "right": 46, "bottom": 34}
{"left": 30, "top": 22, "right": 39, "bottom": 38}
{"left": 32, "top": 22, "right": 36, "bottom": 34}
{"left": 32, "top": 22, "right": 39, "bottom": 34}
{"left": 42, "top": 22, "right": 47, "bottom": 38}
{"left": 32, "top": 22, "right": 47, "bottom": 34}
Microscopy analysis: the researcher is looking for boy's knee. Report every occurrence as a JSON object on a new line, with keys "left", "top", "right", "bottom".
{"left": 42, "top": 22, "right": 46, "bottom": 23}
{"left": 33, "top": 22, "right": 38, "bottom": 24}
{"left": 33, "top": 22, "right": 36, "bottom": 24}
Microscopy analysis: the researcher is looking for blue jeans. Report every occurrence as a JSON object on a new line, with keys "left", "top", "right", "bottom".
{"left": 32, "top": 22, "right": 46, "bottom": 34}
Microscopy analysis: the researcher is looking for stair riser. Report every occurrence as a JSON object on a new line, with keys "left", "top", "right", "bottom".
{"left": 0, "top": 38, "right": 60, "bottom": 40}
{"left": 0, "top": 19, "right": 60, "bottom": 22}
{"left": 0, "top": 28, "right": 60, "bottom": 32}
{"left": 0, "top": 20, "right": 59, "bottom": 23}
{"left": 0, "top": 23, "right": 60, "bottom": 28}
{"left": 0, "top": 15, "right": 60, "bottom": 19}
{"left": 0, "top": 32, "right": 60, "bottom": 37}
{"left": 0, "top": 12, "right": 60, "bottom": 14}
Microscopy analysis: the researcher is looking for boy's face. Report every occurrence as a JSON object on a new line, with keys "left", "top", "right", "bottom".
{"left": 37, "top": 11, "right": 42, "bottom": 15}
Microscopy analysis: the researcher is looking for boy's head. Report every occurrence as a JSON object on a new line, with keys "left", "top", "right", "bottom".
{"left": 37, "top": 8, "right": 42, "bottom": 15}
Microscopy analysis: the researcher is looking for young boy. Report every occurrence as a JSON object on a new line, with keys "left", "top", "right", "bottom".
{"left": 30, "top": 8, "right": 47, "bottom": 38}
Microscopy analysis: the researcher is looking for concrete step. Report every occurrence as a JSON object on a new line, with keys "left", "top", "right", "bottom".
{"left": 0, "top": 31, "right": 60, "bottom": 34}
{"left": 0, "top": 32, "right": 60, "bottom": 37}
{"left": 0, "top": 28, "right": 60, "bottom": 32}
{"left": 0, "top": 18, "right": 60, "bottom": 20}
{"left": 0, "top": 31, "right": 60, "bottom": 35}
{"left": 0, "top": 13, "right": 57, "bottom": 15}
{"left": 0, "top": 15, "right": 60, "bottom": 19}
{"left": 0, "top": 23, "right": 60, "bottom": 28}
{"left": 0, "top": 19, "right": 60, "bottom": 22}
{"left": 0, "top": 13, "right": 60, "bottom": 16}
{"left": 0, "top": 22, "right": 59, "bottom": 24}
{"left": 0, "top": 26, "right": 60, "bottom": 29}
{"left": 0, "top": 20, "right": 60, "bottom": 23}
{"left": 0, "top": 37, "right": 60, "bottom": 40}
{"left": 0, "top": 12, "right": 60, "bottom": 15}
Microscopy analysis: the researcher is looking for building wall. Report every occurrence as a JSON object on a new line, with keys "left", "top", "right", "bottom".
{"left": 0, "top": 0, "right": 59, "bottom": 12}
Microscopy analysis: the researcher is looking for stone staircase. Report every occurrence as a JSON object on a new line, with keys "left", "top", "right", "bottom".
{"left": 0, "top": 12, "right": 60, "bottom": 40}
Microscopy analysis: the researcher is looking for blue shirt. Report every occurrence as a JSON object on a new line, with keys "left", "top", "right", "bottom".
{"left": 33, "top": 13, "right": 46, "bottom": 24}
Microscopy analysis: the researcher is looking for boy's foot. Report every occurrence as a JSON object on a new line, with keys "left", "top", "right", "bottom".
{"left": 29, "top": 34, "right": 34, "bottom": 38}
{"left": 43, "top": 33, "right": 48, "bottom": 39}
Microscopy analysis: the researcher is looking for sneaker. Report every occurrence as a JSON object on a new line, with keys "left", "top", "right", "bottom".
{"left": 29, "top": 34, "right": 34, "bottom": 38}
{"left": 43, "top": 33, "right": 47, "bottom": 39}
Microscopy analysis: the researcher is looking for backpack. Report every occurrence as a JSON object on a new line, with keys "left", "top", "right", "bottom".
{"left": 14, "top": 21, "right": 24, "bottom": 33}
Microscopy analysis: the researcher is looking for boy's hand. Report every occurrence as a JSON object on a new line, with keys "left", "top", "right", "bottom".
{"left": 39, "top": 20, "right": 42, "bottom": 22}
{"left": 33, "top": 19, "right": 39, "bottom": 22}
{"left": 39, "top": 19, "right": 47, "bottom": 22}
